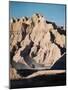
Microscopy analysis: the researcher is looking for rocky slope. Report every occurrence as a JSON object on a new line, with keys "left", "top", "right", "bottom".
{"left": 10, "top": 13, "right": 66, "bottom": 79}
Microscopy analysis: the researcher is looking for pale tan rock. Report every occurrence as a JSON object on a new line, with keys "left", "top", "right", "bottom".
{"left": 62, "top": 35, "right": 66, "bottom": 47}
{"left": 9, "top": 67, "right": 22, "bottom": 80}
{"left": 30, "top": 22, "right": 47, "bottom": 45}
{"left": 13, "top": 34, "right": 31, "bottom": 63}
{"left": 43, "top": 43, "right": 61, "bottom": 68}
{"left": 51, "top": 29, "right": 57, "bottom": 35}
{"left": 21, "top": 34, "right": 31, "bottom": 47}
{"left": 33, "top": 47, "right": 46, "bottom": 64}
{"left": 29, "top": 44, "right": 38, "bottom": 57}
{"left": 55, "top": 32, "right": 65, "bottom": 47}
{"left": 10, "top": 18, "right": 31, "bottom": 51}
{"left": 26, "top": 70, "right": 65, "bottom": 79}
{"left": 40, "top": 31, "right": 51, "bottom": 48}
{"left": 30, "top": 14, "right": 53, "bottom": 47}
{"left": 50, "top": 29, "right": 65, "bottom": 48}
{"left": 10, "top": 13, "right": 65, "bottom": 72}
{"left": 33, "top": 43, "right": 61, "bottom": 69}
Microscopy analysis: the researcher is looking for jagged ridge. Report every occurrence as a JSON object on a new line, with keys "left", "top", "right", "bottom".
{"left": 9, "top": 13, "right": 66, "bottom": 79}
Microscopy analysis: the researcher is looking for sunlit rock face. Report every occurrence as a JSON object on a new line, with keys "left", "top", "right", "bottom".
{"left": 9, "top": 67, "right": 22, "bottom": 80}
{"left": 10, "top": 13, "right": 66, "bottom": 79}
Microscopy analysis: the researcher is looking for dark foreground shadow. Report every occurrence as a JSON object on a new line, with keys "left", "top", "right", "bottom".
{"left": 51, "top": 54, "right": 66, "bottom": 70}
{"left": 10, "top": 73, "right": 66, "bottom": 89}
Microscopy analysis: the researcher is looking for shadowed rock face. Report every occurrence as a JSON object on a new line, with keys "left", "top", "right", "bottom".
{"left": 10, "top": 13, "right": 66, "bottom": 79}
{"left": 51, "top": 53, "right": 66, "bottom": 70}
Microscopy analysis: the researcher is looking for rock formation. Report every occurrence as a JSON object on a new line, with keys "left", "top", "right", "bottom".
{"left": 10, "top": 13, "right": 66, "bottom": 79}
{"left": 9, "top": 67, "right": 22, "bottom": 80}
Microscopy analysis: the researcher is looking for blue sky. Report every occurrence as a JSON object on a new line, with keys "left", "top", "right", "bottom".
{"left": 9, "top": 1, "right": 66, "bottom": 27}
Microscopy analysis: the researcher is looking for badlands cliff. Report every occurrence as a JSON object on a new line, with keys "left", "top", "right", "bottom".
{"left": 10, "top": 13, "right": 66, "bottom": 79}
